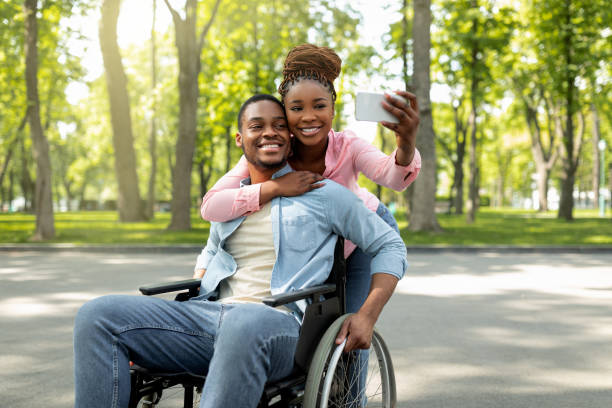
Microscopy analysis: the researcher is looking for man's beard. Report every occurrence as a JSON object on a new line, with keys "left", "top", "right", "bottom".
{"left": 242, "top": 146, "right": 288, "bottom": 170}
{"left": 245, "top": 156, "right": 287, "bottom": 169}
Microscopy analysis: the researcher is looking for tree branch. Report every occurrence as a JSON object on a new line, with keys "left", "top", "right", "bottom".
{"left": 197, "top": 0, "right": 222, "bottom": 56}
{"left": 163, "top": 0, "right": 183, "bottom": 25}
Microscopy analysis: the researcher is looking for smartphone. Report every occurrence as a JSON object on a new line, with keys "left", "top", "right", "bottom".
{"left": 355, "top": 92, "right": 406, "bottom": 124}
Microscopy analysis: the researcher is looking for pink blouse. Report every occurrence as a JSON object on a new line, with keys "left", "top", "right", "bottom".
{"left": 200, "top": 129, "right": 421, "bottom": 257}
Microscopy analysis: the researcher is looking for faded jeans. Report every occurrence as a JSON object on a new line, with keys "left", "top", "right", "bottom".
{"left": 73, "top": 295, "right": 300, "bottom": 408}
{"left": 345, "top": 201, "right": 400, "bottom": 406}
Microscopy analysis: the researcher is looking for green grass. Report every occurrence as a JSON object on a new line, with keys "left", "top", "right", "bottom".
{"left": 397, "top": 207, "right": 612, "bottom": 246}
{"left": 0, "top": 211, "right": 209, "bottom": 244}
{"left": 0, "top": 208, "right": 610, "bottom": 246}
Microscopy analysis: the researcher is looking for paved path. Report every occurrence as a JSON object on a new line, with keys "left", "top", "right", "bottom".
{"left": 1, "top": 250, "right": 611, "bottom": 407}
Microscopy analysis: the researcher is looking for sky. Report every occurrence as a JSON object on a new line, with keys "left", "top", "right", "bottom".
{"left": 65, "top": 0, "right": 448, "bottom": 141}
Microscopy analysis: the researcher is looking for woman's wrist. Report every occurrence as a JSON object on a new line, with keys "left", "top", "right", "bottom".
{"left": 259, "top": 180, "right": 280, "bottom": 205}
{"left": 395, "top": 144, "right": 415, "bottom": 166}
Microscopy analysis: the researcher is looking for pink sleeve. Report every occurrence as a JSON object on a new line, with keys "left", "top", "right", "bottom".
{"left": 200, "top": 156, "right": 261, "bottom": 222}
{"left": 349, "top": 136, "right": 421, "bottom": 191}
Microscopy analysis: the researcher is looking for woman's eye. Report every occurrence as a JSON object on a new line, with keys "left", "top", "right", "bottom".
{"left": 315, "top": 104, "right": 327, "bottom": 109}
{"left": 290, "top": 106, "right": 302, "bottom": 112}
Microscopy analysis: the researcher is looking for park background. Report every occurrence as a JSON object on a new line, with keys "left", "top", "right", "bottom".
{"left": 0, "top": 0, "right": 611, "bottom": 246}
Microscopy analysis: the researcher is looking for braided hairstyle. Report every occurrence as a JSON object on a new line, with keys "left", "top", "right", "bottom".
{"left": 278, "top": 44, "right": 342, "bottom": 103}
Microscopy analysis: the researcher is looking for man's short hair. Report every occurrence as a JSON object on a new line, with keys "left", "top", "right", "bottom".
{"left": 237, "top": 94, "right": 285, "bottom": 132}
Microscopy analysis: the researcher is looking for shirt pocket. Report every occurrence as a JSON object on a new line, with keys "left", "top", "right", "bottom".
{"left": 281, "top": 215, "right": 317, "bottom": 251}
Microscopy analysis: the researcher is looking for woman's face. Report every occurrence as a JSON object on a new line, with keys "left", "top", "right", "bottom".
{"left": 283, "top": 79, "right": 334, "bottom": 148}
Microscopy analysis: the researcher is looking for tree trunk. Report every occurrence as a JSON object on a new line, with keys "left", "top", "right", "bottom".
{"left": 99, "top": 0, "right": 145, "bottom": 222}
{"left": 24, "top": 0, "right": 55, "bottom": 240}
{"left": 19, "top": 134, "right": 34, "bottom": 211}
{"left": 466, "top": 106, "right": 478, "bottom": 223}
{"left": 591, "top": 102, "right": 601, "bottom": 207}
{"left": 400, "top": 0, "right": 413, "bottom": 213}
{"left": 451, "top": 102, "right": 466, "bottom": 214}
{"left": 408, "top": 0, "right": 441, "bottom": 232}
{"left": 225, "top": 125, "right": 232, "bottom": 173}
{"left": 557, "top": 0, "right": 580, "bottom": 221}
{"left": 146, "top": 0, "right": 158, "bottom": 219}
{"left": 376, "top": 125, "right": 386, "bottom": 200}
{"left": 165, "top": 0, "right": 222, "bottom": 230}
{"left": 465, "top": 5, "right": 480, "bottom": 225}
{"left": 523, "top": 100, "right": 558, "bottom": 211}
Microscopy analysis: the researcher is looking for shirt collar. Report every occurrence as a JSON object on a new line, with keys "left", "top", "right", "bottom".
{"left": 239, "top": 163, "right": 293, "bottom": 187}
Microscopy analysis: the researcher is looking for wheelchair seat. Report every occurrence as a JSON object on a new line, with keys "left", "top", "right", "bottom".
{"left": 129, "top": 238, "right": 396, "bottom": 408}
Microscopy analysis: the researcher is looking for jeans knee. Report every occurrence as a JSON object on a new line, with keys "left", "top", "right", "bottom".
{"left": 219, "top": 305, "right": 263, "bottom": 340}
{"left": 74, "top": 295, "right": 122, "bottom": 338}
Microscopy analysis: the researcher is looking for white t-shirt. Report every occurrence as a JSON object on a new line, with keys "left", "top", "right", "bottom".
{"left": 219, "top": 202, "right": 289, "bottom": 311}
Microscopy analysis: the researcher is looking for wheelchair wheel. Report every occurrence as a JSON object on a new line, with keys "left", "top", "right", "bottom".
{"left": 303, "top": 314, "right": 396, "bottom": 408}
{"left": 134, "top": 383, "right": 202, "bottom": 408}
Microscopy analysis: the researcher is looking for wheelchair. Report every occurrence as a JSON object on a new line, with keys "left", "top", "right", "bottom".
{"left": 129, "top": 238, "right": 397, "bottom": 408}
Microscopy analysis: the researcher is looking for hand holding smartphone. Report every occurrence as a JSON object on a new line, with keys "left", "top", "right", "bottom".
{"left": 355, "top": 92, "right": 407, "bottom": 124}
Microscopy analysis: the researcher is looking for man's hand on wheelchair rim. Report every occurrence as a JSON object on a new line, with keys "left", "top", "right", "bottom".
{"left": 335, "top": 273, "right": 398, "bottom": 352}
{"left": 335, "top": 312, "right": 376, "bottom": 352}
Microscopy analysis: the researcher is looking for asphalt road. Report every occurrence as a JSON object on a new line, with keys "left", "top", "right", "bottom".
{"left": 1, "top": 249, "right": 611, "bottom": 407}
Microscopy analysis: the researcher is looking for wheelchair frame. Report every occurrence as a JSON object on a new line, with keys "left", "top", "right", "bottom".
{"left": 128, "top": 238, "right": 395, "bottom": 408}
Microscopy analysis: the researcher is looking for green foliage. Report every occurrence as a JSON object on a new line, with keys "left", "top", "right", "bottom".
{"left": 1, "top": 0, "right": 610, "bottom": 227}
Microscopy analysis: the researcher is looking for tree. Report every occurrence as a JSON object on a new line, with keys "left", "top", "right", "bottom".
{"left": 435, "top": 0, "right": 513, "bottom": 223}
{"left": 409, "top": 0, "right": 441, "bottom": 231}
{"left": 23, "top": 0, "right": 55, "bottom": 239}
{"left": 527, "top": 0, "right": 608, "bottom": 220}
{"left": 164, "top": 0, "right": 222, "bottom": 230}
{"left": 146, "top": 0, "right": 158, "bottom": 219}
{"left": 99, "top": 0, "right": 146, "bottom": 221}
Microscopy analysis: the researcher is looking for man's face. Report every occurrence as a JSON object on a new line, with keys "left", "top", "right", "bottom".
{"left": 236, "top": 100, "right": 291, "bottom": 169}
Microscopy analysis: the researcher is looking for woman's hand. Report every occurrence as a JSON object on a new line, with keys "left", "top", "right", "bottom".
{"left": 265, "top": 171, "right": 325, "bottom": 198}
{"left": 380, "top": 91, "right": 419, "bottom": 166}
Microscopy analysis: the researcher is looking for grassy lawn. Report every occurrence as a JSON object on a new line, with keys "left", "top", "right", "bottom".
{"left": 0, "top": 211, "right": 210, "bottom": 244}
{"left": 397, "top": 208, "right": 612, "bottom": 246}
{"left": 0, "top": 208, "right": 610, "bottom": 246}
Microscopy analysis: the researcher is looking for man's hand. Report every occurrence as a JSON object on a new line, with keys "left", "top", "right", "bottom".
{"left": 335, "top": 273, "right": 399, "bottom": 352}
{"left": 334, "top": 312, "right": 376, "bottom": 352}
{"left": 193, "top": 269, "right": 206, "bottom": 279}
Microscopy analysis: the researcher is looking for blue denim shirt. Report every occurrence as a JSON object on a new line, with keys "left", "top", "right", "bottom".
{"left": 195, "top": 164, "right": 408, "bottom": 314}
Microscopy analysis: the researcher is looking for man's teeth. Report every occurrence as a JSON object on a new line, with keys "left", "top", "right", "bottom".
{"left": 260, "top": 144, "right": 280, "bottom": 149}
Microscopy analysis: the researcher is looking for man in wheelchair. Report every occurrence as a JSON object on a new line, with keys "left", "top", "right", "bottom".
{"left": 73, "top": 94, "right": 407, "bottom": 408}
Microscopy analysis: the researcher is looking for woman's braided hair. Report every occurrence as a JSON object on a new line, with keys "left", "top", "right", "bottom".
{"left": 278, "top": 44, "right": 342, "bottom": 102}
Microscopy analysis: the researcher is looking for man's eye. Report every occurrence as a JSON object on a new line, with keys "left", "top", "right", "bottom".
{"left": 250, "top": 125, "right": 262, "bottom": 130}
{"left": 275, "top": 124, "right": 287, "bottom": 129}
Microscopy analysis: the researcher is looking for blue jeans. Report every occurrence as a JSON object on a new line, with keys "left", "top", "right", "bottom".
{"left": 346, "top": 202, "right": 401, "bottom": 313}
{"left": 73, "top": 295, "right": 300, "bottom": 408}
{"left": 345, "top": 202, "right": 400, "bottom": 406}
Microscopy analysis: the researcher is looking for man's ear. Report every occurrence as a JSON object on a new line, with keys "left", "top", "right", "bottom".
{"left": 235, "top": 132, "right": 242, "bottom": 148}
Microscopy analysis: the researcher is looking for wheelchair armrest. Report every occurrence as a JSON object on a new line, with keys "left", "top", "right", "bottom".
{"left": 139, "top": 279, "right": 202, "bottom": 296}
{"left": 261, "top": 284, "right": 336, "bottom": 308}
